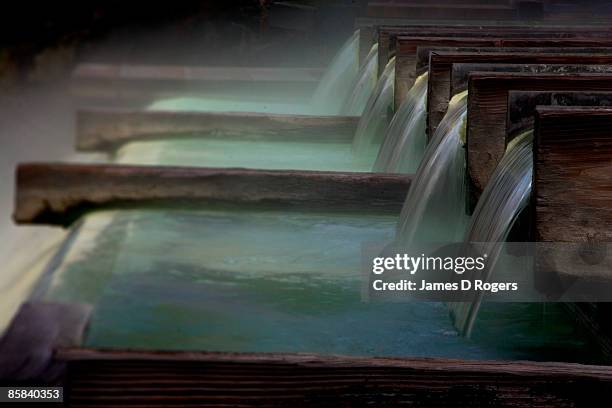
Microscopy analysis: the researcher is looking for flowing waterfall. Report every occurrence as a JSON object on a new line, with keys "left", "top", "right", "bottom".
{"left": 311, "top": 30, "right": 361, "bottom": 115}
{"left": 341, "top": 43, "right": 379, "bottom": 116}
{"left": 373, "top": 72, "right": 428, "bottom": 173}
{"left": 451, "top": 131, "right": 534, "bottom": 337}
{"left": 395, "top": 91, "right": 469, "bottom": 248}
{"left": 351, "top": 57, "right": 396, "bottom": 158}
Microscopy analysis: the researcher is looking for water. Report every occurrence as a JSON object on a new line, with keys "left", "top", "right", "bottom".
{"left": 310, "top": 30, "right": 361, "bottom": 115}
{"left": 150, "top": 96, "right": 309, "bottom": 115}
{"left": 395, "top": 91, "right": 469, "bottom": 247}
{"left": 351, "top": 57, "right": 396, "bottom": 159}
{"left": 151, "top": 30, "right": 361, "bottom": 116}
{"left": 122, "top": 54, "right": 391, "bottom": 171}
{"left": 114, "top": 139, "right": 375, "bottom": 172}
{"left": 340, "top": 43, "right": 378, "bottom": 116}
{"left": 451, "top": 131, "right": 534, "bottom": 337}
{"left": 37, "top": 208, "right": 591, "bottom": 362}
{"left": 373, "top": 72, "right": 428, "bottom": 173}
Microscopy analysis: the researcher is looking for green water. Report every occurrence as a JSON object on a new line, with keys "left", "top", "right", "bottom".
{"left": 115, "top": 139, "right": 377, "bottom": 171}
{"left": 150, "top": 96, "right": 311, "bottom": 115}
{"left": 38, "top": 210, "right": 595, "bottom": 362}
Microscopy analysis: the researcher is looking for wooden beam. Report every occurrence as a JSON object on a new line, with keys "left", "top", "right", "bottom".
{"left": 14, "top": 164, "right": 412, "bottom": 226}
{"left": 367, "top": 3, "right": 517, "bottom": 20}
{"left": 71, "top": 63, "right": 323, "bottom": 105}
{"left": 396, "top": 35, "right": 612, "bottom": 109}
{"left": 427, "top": 49, "right": 612, "bottom": 139}
{"left": 57, "top": 347, "right": 612, "bottom": 406}
{"left": 376, "top": 25, "right": 612, "bottom": 78}
{"left": 73, "top": 63, "right": 324, "bottom": 83}
{"left": 0, "top": 302, "right": 91, "bottom": 384}
{"left": 395, "top": 37, "right": 500, "bottom": 110}
{"left": 467, "top": 71, "right": 612, "bottom": 210}
{"left": 533, "top": 106, "right": 612, "bottom": 243}
{"left": 507, "top": 90, "right": 612, "bottom": 138}
{"left": 76, "top": 110, "right": 359, "bottom": 152}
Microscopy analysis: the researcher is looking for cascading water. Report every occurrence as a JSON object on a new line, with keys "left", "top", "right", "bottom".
{"left": 373, "top": 72, "right": 428, "bottom": 173}
{"left": 340, "top": 43, "right": 378, "bottom": 116}
{"left": 351, "top": 57, "right": 395, "bottom": 159}
{"left": 450, "top": 131, "right": 534, "bottom": 337}
{"left": 395, "top": 91, "right": 469, "bottom": 248}
{"left": 310, "top": 30, "right": 361, "bottom": 115}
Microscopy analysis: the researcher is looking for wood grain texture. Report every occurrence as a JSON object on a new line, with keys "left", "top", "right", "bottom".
{"left": 395, "top": 37, "right": 499, "bottom": 110}
{"left": 76, "top": 110, "right": 359, "bottom": 151}
{"left": 428, "top": 50, "right": 612, "bottom": 139}
{"left": 534, "top": 106, "right": 612, "bottom": 243}
{"left": 0, "top": 302, "right": 91, "bottom": 384}
{"left": 507, "top": 90, "right": 612, "bottom": 139}
{"left": 14, "top": 163, "right": 412, "bottom": 226}
{"left": 394, "top": 31, "right": 612, "bottom": 108}
{"left": 374, "top": 24, "right": 612, "bottom": 77}
{"left": 367, "top": 2, "right": 517, "bottom": 20}
{"left": 533, "top": 106, "right": 612, "bottom": 287}
{"left": 58, "top": 347, "right": 612, "bottom": 407}
{"left": 467, "top": 71, "right": 612, "bottom": 210}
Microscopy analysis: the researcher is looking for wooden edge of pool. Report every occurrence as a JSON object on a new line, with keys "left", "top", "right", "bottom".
{"left": 76, "top": 109, "right": 360, "bottom": 152}
{"left": 13, "top": 163, "right": 412, "bottom": 226}
{"left": 54, "top": 346, "right": 612, "bottom": 406}
{"left": 4, "top": 301, "right": 612, "bottom": 404}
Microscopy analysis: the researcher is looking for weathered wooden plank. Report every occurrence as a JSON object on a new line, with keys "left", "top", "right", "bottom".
{"left": 76, "top": 110, "right": 359, "bottom": 151}
{"left": 467, "top": 71, "right": 612, "bottom": 210}
{"left": 395, "top": 37, "right": 500, "bottom": 109}
{"left": 71, "top": 63, "right": 322, "bottom": 105}
{"left": 14, "top": 164, "right": 412, "bottom": 226}
{"left": 533, "top": 106, "right": 612, "bottom": 244}
{"left": 0, "top": 302, "right": 91, "bottom": 384}
{"left": 507, "top": 90, "right": 612, "bottom": 139}
{"left": 367, "top": 2, "right": 517, "bottom": 20}
{"left": 533, "top": 107, "right": 612, "bottom": 348}
{"left": 397, "top": 35, "right": 612, "bottom": 109}
{"left": 378, "top": 24, "right": 612, "bottom": 76}
{"left": 73, "top": 64, "right": 325, "bottom": 83}
{"left": 57, "top": 347, "right": 612, "bottom": 407}
{"left": 427, "top": 49, "right": 612, "bottom": 139}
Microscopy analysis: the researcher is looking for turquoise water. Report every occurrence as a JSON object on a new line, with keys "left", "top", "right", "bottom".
{"left": 38, "top": 209, "right": 594, "bottom": 362}
{"left": 150, "top": 96, "right": 310, "bottom": 115}
{"left": 114, "top": 139, "right": 376, "bottom": 171}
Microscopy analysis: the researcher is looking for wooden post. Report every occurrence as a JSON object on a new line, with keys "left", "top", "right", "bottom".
{"left": 13, "top": 163, "right": 412, "bottom": 226}
{"left": 76, "top": 110, "right": 359, "bottom": 151}
{"left": 533, "top": 107, "right": 612, "bottom": 357}
{"left": 467, "top": 71, "right": 612, "bottom": 210}
{"left": 533, "top": 105, "right": 612, "bottom": 247}
{"left": 427, "top": 49, "right": 612, "bottom": 139}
